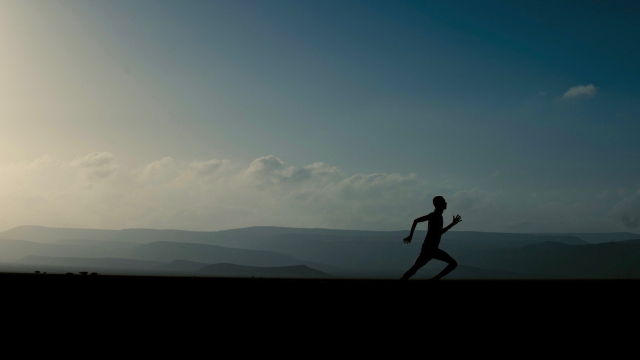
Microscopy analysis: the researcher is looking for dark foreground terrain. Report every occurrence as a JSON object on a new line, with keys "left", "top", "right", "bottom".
{"left": 3, "top": 272, "right": 636, "bottom": 355}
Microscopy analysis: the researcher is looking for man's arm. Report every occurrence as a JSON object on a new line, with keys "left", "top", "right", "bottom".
{"left": 403, "top": 213, "right": 432, "bottom": 244}
{"left": 441, "top": 215, "right": 462, "bottom": 235}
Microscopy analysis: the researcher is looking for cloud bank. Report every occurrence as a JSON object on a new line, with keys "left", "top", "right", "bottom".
{"left": 0, "top": 152, "right": 635, "bottom": 233}
{"left": 0, "top": 153, "right": 437, "bottom": 231}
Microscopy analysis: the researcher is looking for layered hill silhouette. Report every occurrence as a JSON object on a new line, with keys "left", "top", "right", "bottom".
{"left": 0, "top": 239, "right": 345, "bottom": 276}
{"left": 0, "top": 225, "right": 591, "bottom": 246}
{"left": 0, "top": 225, "right": 639, "bottom": 279}
{"left": 114, "top": 241, "right": 302, "bottom": 267}
{"left": 247, "top": 233, "right": 586, "bottom": 270}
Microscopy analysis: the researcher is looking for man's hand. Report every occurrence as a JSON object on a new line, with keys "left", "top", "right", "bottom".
{"left": 452, "top": 214, "right": 462, "bottom": 225}
{"left": 403, "top": 236, "right": 412, "bottom": 244}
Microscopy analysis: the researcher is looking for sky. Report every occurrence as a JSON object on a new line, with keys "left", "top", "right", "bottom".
{"left": 0, "top": 0, "right": 639, "bottom": 233}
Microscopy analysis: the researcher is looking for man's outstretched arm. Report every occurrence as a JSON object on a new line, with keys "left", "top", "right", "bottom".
{"left": 441, "top": 215, "right": 462, "bottom": 235}
{"left": 403, "top": 214, "right": 432, "bottom": 244}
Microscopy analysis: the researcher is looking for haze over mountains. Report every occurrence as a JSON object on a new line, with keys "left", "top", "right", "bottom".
{"left": 2, "top": 225, "right": 606, "bottom": 246}
{"left": 0, "top": 225, "right": 638, "bottom": 279}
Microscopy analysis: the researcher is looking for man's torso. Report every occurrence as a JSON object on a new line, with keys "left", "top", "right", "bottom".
{"left": 421, "top": 212, "right": 443, "bottom": 253}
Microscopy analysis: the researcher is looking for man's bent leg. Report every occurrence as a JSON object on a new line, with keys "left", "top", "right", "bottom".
{"left": 430, "top": 249, "right": 458, "bottom": 280}
{"left": 401, "top": 254, "right": 431, "bottom": 280}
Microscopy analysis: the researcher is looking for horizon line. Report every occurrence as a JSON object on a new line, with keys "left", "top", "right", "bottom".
{"left": 1, "top": 224, "right": 638, "bottom": 236}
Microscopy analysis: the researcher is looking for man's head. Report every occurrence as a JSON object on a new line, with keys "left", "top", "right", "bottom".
{"left": 433, "top": 196, "right": 447, "bottom": 210}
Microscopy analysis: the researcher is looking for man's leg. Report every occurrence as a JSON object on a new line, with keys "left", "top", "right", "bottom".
{"left": 430, "top": 249, "right": 458, "bottom": 280}
{"left": 400, "top": 254, "right": 431, "bottom": 280}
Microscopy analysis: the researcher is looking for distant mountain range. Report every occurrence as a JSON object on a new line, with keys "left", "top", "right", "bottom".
{"left": 0, "top": 238, "right": 344, "bottom": 275}
{"left": 0, "top": 225, "right": 638, "bottom": 279}
{"left": 1, "top": 225, "right": 605, "bottom": 246}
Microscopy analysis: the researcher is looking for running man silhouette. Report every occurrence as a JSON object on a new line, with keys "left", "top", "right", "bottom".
{"left": 400, "top": 196, "right": 461, "bottom": 280}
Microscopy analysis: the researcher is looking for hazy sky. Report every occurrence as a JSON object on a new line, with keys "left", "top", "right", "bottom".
{"left": 1, "top": 0, "right": 639, "bottom": 232}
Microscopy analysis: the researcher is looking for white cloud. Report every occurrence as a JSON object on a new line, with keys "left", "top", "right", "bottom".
{"left": 138, "top": 157, "right": 175, "bottom": 182}
{"left": 71, "top": 152, "right": 117, "bottom": 179}
{"left": 561, "top": 84, "right": 597, "bottom": 100}
{"left": 243, "top": 155, "right": 325, "bottom": 187}
{"left": 0, "top": 153, "right": 438, "bottom": 231}
{"left": 244, "top": 155, "right": 288, "bottom": 185}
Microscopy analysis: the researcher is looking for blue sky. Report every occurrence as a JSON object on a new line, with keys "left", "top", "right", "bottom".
{"left": 1, "top": 0, "right": 639, "bottom": 232}
{"left": 81, "top": 0, "right": 639, "bottom": 181}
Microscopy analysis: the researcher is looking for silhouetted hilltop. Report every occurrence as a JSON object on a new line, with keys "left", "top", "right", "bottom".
{"left": 196, "top": 263, "right": 331, "bottom": 278}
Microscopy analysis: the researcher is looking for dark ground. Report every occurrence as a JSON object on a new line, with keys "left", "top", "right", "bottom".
{"left": 3, "top": 272, "right": 636, "bottom": 355}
